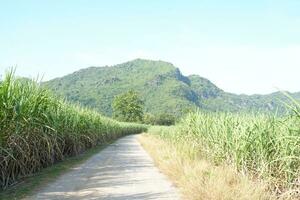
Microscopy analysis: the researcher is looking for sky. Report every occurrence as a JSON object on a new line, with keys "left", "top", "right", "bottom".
{"left": 0, "top": 0, "right": 300, "bottom": 95}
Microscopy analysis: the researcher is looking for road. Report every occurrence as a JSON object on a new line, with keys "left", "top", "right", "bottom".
{"left": 29, "top": 135, "right": 180, "bottom": 200}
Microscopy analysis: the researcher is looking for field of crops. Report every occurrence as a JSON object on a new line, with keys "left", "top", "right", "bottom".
{"left": 0, "top": 72, "right": 147, "bottom": 189}
{"left": 149, "top": 108, "right": 300, "bottom": 197}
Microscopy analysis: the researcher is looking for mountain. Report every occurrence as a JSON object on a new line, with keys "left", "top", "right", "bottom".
{"left": 43, "top": 59, "right": 299, "bottom": 116}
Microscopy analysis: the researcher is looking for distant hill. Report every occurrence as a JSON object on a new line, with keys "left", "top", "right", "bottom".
{"left": 43, "top": 59, "right": 300, "bottom": 116}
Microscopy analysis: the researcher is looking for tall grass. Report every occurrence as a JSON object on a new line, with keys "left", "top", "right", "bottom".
{"left": 0, "top": 71, "right": 147, "bottom": 188}
{"left": 150, "top": 109, "right": 300, "bottom": 197}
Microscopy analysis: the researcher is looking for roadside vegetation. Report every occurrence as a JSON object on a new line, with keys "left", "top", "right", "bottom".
{"left": 143, "top": 113, "right": 175, "bottom": 126}
{"left": 0, "top": 71, "right": 147, "bottom": 189}
{"left": 139, "top": 133, "right": 272, "bottom": 200}
{"left": 142, "top": 104, "right": 300, "bottom": 199}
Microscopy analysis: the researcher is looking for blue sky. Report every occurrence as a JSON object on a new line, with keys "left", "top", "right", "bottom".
{"left": 0, "top": 0, "right": 300, "bottom": 94}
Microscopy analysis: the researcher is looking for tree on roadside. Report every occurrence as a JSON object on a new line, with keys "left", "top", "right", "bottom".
{"left": 112, "top": 90, "right": 144, "bottom": 122}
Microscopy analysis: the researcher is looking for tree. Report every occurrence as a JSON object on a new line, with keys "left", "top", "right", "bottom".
{"left": 112, "top": 90, "right": 144, "bottom": 122}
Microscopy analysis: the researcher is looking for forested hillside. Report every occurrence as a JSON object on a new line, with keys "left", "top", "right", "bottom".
{"left": 43, "top": 59, "right": 299, "bottom": 116}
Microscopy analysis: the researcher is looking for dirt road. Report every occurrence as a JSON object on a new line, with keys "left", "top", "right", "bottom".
{"left": 29, "top": 135, "right": 180, "bottom": 200}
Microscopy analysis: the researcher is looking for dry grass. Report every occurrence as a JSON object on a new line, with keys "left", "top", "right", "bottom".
{"left": 139, "top": 134, "right": 275, "bottom": 200}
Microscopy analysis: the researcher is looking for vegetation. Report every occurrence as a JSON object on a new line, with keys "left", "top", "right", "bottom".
{"left": 43, "top": 59, "right": 300, "bottom": 117}
{"left": 3, "top": 59, "right": 300, "bottom": 198}
{"left": 145, "top": 106, "right": 300, "bottom": 199}
{"left": 139, "top": 134, "right": 272, "bottom": 200}
{"left": 143, "top": 113, "right": 175, "bottom": 126}
{"left": 0, "top": 71, "right": 147, "bottom": 189}
{"left": 112, "top": 90, "right": 144, "bottom": 122}
{"left": 154, "top": 113, "right": 176, "bottom": 125}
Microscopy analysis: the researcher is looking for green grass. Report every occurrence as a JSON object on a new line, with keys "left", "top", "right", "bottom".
{"left": 0, "top": 141, "right": 114, "bottom": 200}
{"left": 0, "top": 70, "right": 147, "bottom": 189}
{"left": 148, "top": 107, "right": 300, "bottom": 197}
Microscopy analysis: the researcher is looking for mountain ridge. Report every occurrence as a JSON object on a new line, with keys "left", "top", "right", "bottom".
{"left": 43, "top": 58, "right": 299, "bottom": 116}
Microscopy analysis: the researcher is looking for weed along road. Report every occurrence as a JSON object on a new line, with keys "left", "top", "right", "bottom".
{"left": 29, "top": 135, "right": 180, "bottom": 200}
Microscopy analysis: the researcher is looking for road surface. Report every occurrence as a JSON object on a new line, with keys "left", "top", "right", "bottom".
{"left": 29, "top": 135, "right": 180, "bottom": 200}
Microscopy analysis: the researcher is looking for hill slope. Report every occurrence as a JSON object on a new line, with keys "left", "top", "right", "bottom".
{"left": 43, "top": 59, "right": 299, "bottom": 116}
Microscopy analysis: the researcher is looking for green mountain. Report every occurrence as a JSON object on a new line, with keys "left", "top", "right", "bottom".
{"left": 43, "top": 59, "right": 299, "bottom": 116}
